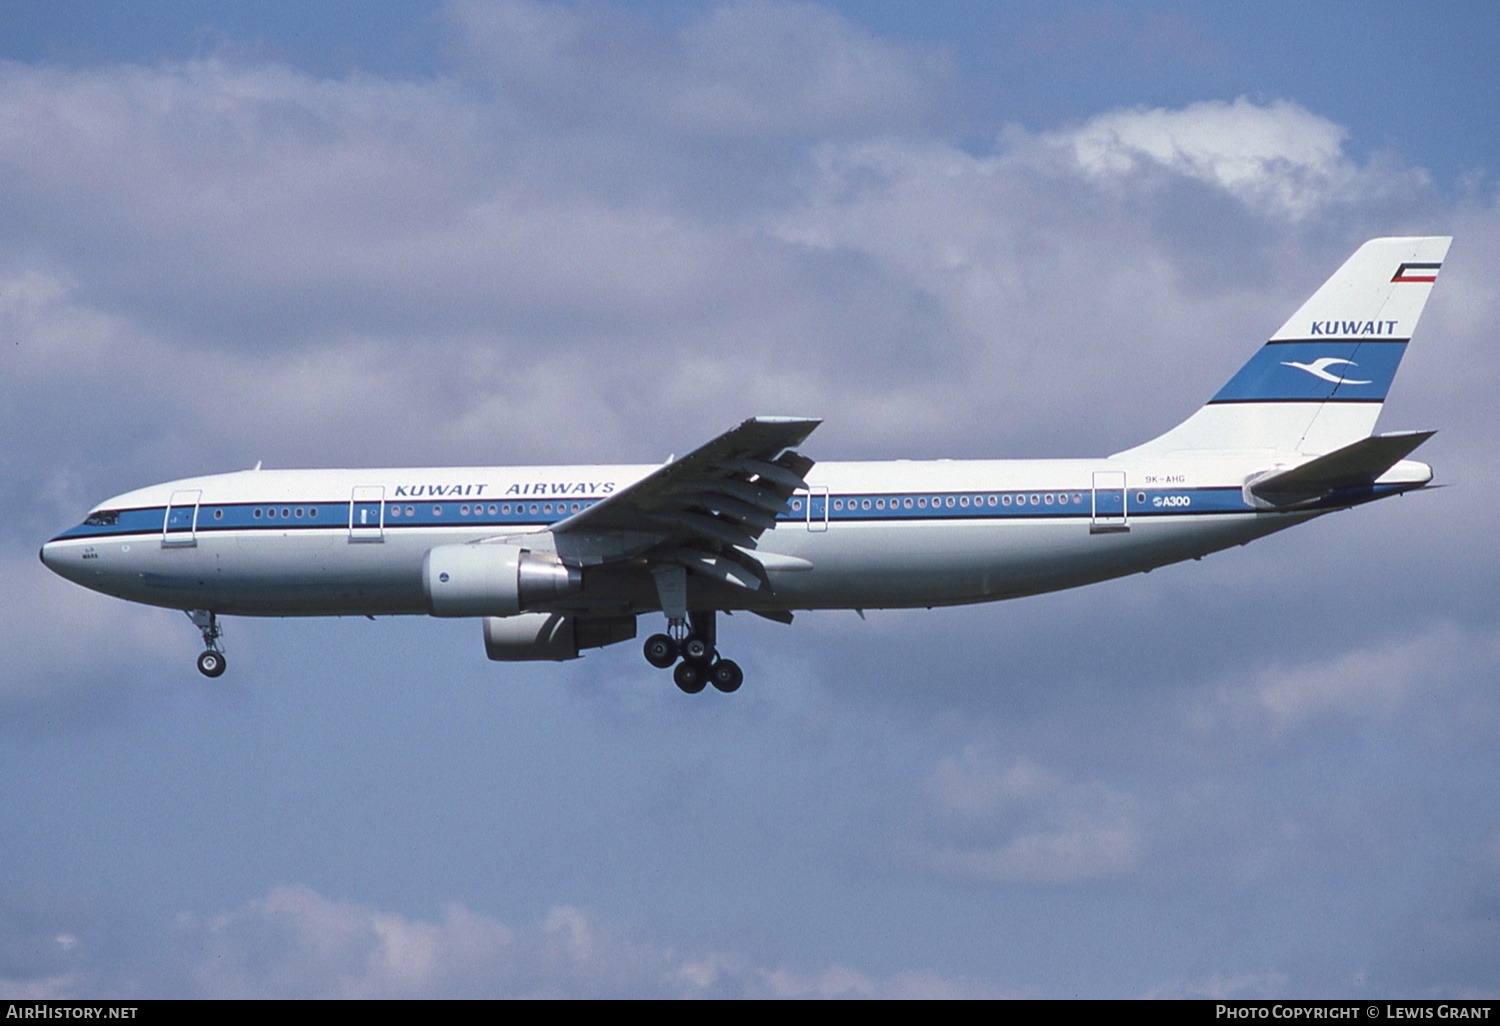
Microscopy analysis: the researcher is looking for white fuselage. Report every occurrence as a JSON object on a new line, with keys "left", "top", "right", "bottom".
{"left": 43, "top": 452, "right": 1415, "bottom": 621}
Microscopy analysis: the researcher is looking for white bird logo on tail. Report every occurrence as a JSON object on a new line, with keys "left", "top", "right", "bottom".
{"left": 1280, "top": 357, "right": 1371, "bottom": 385}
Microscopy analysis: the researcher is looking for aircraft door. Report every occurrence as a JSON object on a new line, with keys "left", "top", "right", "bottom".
{"left": 801, "top": 485, "right": 829, "bottom": 532}
{"left": 349, "top": 485, "right": 385, "bottom": 542}
{"left": 1090, "top": 471, "right": 1129, "bottom": 534}
{"left": 162, "top": 490, "right": 202, "bottom": 547}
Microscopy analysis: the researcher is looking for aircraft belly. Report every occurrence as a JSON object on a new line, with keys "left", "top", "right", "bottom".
{"left": 753, "top": 513, "right": 1308, "bottom": 609}
{"left": 212, "top": 532, "right": 429, "bottom": 614}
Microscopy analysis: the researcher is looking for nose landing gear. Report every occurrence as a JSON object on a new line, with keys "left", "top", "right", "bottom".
{"left": 642, "top": 610, "right": 743, "bottom": 694}
{"left": 186, "top": 609, "right": 226, "bottom": 678}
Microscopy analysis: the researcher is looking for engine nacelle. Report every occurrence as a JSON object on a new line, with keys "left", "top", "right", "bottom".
{"left": 483, "top": 612, "right": 637, "bottom": 662}
{"left": 423, "top": 542, "right": 582, "bottom": 617}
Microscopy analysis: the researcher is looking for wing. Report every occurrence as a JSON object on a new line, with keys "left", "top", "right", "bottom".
{"left": 548, "top": 417, "right": 819, "bottom": 589}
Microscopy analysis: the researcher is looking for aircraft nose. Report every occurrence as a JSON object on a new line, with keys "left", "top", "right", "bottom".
{"left": 39, "top": 538, "right": 81, "bottom": 583}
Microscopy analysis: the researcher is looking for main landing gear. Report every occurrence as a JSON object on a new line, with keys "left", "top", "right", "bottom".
{"left": 187, "top": 609, "right": 226, "bottom": 678}
{"left": 643, "top": 610, "right": 743, "bottom": 695}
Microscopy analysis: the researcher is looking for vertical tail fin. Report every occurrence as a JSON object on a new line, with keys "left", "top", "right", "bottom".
{"left": 1114, "top": 237, "right": 1451, "bottom": 458}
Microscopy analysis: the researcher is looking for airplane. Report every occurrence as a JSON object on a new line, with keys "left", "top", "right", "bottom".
{"left": 40, "top": 236, "right": 1450, "bottom": 694}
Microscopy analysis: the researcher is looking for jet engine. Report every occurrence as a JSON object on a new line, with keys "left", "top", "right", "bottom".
{"left": 483, "top": 612, "right": 637, "bottom": 661}
{"left": 423, "top": 542, "right": 582, "bottom": 617}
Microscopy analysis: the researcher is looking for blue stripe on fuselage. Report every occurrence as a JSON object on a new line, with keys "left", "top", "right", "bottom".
{"left": 51, "top": 481, "right": 1421, "bottom": 544}
{"left": 790, "top": 487, "right": 1251, "bottom": 522}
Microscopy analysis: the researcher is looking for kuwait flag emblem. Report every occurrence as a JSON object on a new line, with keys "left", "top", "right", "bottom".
{"left": 1392, "top": 262, "right": 1441, "bottom": 283}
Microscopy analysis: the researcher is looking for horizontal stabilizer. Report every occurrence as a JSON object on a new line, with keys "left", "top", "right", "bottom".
{"left": 1247, "top": 430, "right": 1435, "bottom": 507}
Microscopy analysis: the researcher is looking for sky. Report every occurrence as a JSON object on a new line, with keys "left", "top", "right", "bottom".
{"left": 2, "top": 0, "right": 1499, "bottom": 999}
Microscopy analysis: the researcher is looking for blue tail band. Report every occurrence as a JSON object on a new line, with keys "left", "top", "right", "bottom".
{"left": 1209, "top": 340, "right": 1408, "bottom": 404}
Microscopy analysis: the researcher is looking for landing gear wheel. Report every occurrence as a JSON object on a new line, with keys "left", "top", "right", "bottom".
{"left": 186, "top": 611, "right": 226, "bottom": 678}
{"left": 643, "top": 633, "right": 678, "bottom": 669}
{"left": 708, "top": 659, "right": 743, "bottom": 693}
{"left": 673, "top": 660, "right": 707, "bottom": 694}
{"left": 680, "top": 634, "right": 713, "bottom": 664}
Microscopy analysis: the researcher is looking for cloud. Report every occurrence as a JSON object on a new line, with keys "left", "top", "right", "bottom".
{"left": 1037, "top": 97, "right": 1387, "bottom": 219}
{"left": 0, "top": 885, "right": 994, "bottom": 999}
{"left": 1186, "top": 622, "right": 1500, "bottom": 740}
{"left": 1143, "top": 970, "right": 1291, "bottom": 1000}
{"left": 0, "top": 556, "right": 179, "bottom": 709}
{"left": 902, "top": 746, "right": 1143, "bottom": 884}
{"left": 0, "top": 975, "right": 77, "bottom": 1000}
{"left": 0, "top": 15, "right": 1459, "bottom": 512}
{"left": 449, "top": 0, "right": 950, "bottom": 138}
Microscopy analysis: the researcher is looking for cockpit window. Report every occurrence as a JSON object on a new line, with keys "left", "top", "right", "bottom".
{"left": 84, "top": 510, "right": 120, "bottom": 526}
